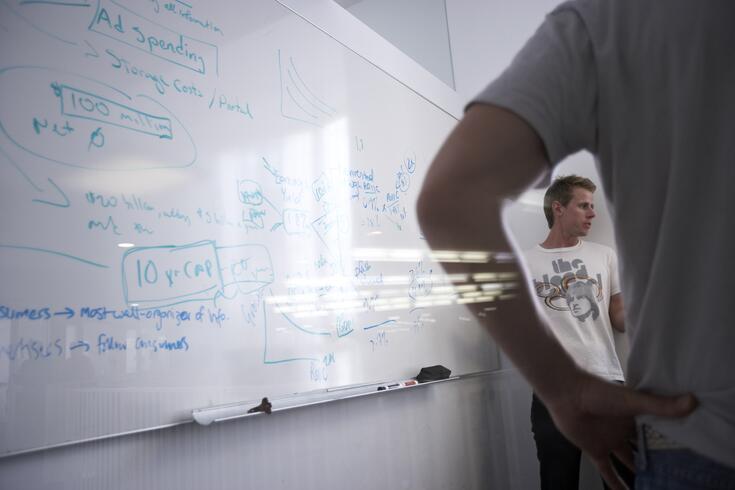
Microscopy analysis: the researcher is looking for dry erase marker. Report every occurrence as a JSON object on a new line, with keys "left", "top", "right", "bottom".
{"left": 377, "top": 379, "right": 417, "bottom": 391}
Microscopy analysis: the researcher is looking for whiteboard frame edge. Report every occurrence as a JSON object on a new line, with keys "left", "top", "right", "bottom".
{"left": 275, "top": 0, "right": 465, "bottom": 119}
{"left": 0, "top": 370, "right": 511, "bottom": 459}
{"left": 0, "top": 0, "right": 479, "bottom": 459}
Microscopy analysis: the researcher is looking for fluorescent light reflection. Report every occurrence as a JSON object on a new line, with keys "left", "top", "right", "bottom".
{"left": 352, "top": 248, "right": 495, "bottom": 264}
{"left": 271, "top": 248, "right": 519, "bottom": 318}
{"left": 271, "top": 277, "right": 516, "bottom": 317}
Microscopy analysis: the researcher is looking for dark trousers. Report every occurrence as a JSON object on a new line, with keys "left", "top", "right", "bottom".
{"left": 531, "top": 394, "right": 635, "bottom": 490}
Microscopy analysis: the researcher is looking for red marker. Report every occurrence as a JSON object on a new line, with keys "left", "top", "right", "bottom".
{"left": 377, "top": 379, "right": 418, "bottom": 391}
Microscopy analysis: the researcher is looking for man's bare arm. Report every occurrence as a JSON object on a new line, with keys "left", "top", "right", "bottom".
{"left": 417, "top": 104, "right": 581, "bottom": 401}
{"left": 609, "top": 293, "right": 625, "bottom": 332}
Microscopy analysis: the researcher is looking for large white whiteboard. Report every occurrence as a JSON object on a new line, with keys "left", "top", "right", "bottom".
{"left": 0, "top": 0, "right": 504, "bottom": 456}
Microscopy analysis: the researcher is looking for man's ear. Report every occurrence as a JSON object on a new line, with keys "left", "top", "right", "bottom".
{"left": 552, "top": 200, "right": 564, "bottom": 216}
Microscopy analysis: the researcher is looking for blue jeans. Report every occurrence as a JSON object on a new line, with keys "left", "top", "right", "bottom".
{"left": 635, "top": 437, "right": 735, "bottom": 489}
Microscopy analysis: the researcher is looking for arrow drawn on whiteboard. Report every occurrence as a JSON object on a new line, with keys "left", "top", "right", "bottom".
{"left": 69, "top": 340, "right": 90, "bottom": 352}
{"left": 33, "top": 177, "right": 70, "bottom": 207}
{"left": 262, "top": 194, "right": 291, "bottom": 233}
{"left": 83, "top": 39, "right": 99, "bottom": 58}
{"left": 278, "top": 49, "right": 337, "bottom": 127}
{"left": 384, "top": 214, "right": 403, "bottom": 231}
{"left": 0, "top": 145, "right": 70, "bottom": 207}
{"left": 53, "top": 307, "right": 75, "bottom": 319}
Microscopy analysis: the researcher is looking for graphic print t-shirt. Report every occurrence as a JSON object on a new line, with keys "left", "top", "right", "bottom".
{"left": 524, "top": 240, "right": 624, "bottom": 381}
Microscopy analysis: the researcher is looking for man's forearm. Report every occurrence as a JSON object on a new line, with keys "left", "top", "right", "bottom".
{"left": 609, "top": 293, "right": 625, "bottom": 332}
{"left": 417, "top": 209, "right": 582, "bottom": 403}
{"left": 417, "top": 105, "right": 586, "bottom": 404}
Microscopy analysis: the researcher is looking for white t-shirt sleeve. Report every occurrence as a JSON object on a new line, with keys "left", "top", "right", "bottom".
{"left": 470, "top": 5, "right": 598, "bottom": 164}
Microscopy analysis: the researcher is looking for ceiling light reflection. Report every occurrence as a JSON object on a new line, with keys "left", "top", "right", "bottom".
{"left": 351, "top": 248, "right": 497, "bottom": 264}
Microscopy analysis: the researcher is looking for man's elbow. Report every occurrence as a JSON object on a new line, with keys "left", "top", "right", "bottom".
{"left": 416, "top": 177, "right": 444, "bottom": 239}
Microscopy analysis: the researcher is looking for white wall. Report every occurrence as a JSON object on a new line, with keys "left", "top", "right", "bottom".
{"left": 0, "top": 372, "right": 536, "bottom": 490}
{"left": 447, "top": 0, "right": 559, "bottom": 100}
{"left": 336, "top": 0, "right": 456, "bottom": 89}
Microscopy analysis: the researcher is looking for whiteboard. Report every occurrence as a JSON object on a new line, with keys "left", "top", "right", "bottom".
{"left": 0, "top": 0, "right": 503, "bottom": 456}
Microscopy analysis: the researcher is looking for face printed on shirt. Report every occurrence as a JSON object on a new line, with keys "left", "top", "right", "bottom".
{"left": 533, "top": 257, "right": 603, "bottom": 323}
{"left": 565, "top": 280, "right": 600, "bottom": 321}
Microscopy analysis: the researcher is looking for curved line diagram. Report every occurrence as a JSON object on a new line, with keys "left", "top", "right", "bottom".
{"left": 262, "top": 309, "right": 328, "bottom": 365}
{"left": 279, "top": 312, "right": 331, "bottom": 337}
{"left": 288, "top": 56, "right": 336, "bottom": 115}
{"left": 277, "top": 49, "right": 338, "bottom": 127}
{"left": 285, "top": 85, "right": 317, "bottom": 120}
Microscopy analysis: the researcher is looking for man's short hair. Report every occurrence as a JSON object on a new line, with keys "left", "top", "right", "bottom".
{"left": 543, "top": 175, "right": 596, "bottom": 228}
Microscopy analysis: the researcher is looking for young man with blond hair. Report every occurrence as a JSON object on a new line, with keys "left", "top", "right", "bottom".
{"left": 524, "top": 175, "right": 629, "bottom": 489}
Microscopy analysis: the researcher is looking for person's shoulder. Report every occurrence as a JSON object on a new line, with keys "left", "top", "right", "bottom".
{"left": 549, "top": 0, "right": 599, "bottom": 18}
{"left": 580, "top": 240, "right": 616, "bottom": 256}
{"left": 521, "top": 245, "right": 549, "bottom": 264}
{"left": 549, "top": 0, "right": 612, "bottom": 32}
{"left": 552, "top": 0, "right": 609, "bottom": 14}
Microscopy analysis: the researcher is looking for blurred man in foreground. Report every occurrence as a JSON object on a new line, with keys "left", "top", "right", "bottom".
{"left": 417, "top": 1, "right": 733, "bottom": 488}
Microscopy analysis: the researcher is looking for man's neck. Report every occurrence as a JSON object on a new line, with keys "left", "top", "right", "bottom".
{"left": 540, "top": 228, "right": 581, "bottom": 249}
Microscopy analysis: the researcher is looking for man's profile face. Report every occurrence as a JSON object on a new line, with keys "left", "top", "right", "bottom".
{"left": 569, "top": 294, "right": 592, "bottom": 318}
{"left": 557, "top": 187, "right": 596, "bottom": 237}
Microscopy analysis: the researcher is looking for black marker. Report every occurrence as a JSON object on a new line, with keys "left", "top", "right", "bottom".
{"left": 377, "top": 380, "right": 417, "bottom": 391}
